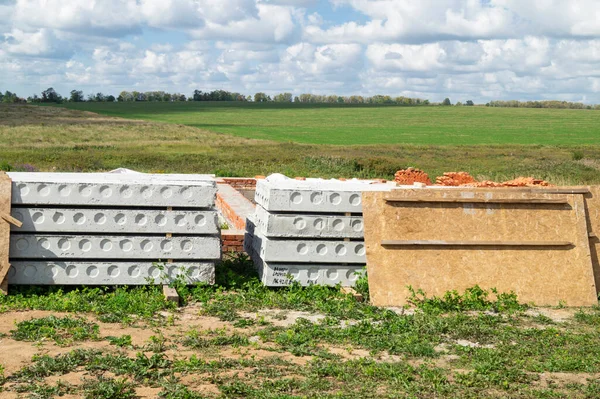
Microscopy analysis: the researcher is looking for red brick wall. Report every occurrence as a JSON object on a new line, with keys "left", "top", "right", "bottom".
{"left": 221, "top": 232, "right": 245, "bottom": 254}
{"left": 216, "top": 192, "right": 247, "bottom": 230}
{"left": 219, "top": 178, "right": 257, "bottom": 190}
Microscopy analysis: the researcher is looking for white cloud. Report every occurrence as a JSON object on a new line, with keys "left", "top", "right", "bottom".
{"left": 0, "top": 0, "right": 599, "bottom": 103}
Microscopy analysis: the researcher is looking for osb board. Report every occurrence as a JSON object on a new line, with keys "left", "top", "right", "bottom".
{"left": 0, "top": 172, "right": 11, "bottom": 294}
{"left": 583, "top": 186, "right": 600, "bottom": 293}
{"left": 363, "top": 189, "right": 597, "bottom": 307}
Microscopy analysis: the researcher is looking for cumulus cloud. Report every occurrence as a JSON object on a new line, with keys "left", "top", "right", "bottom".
{"left": 0, "top": 0, "right": 599, "bottom": 103}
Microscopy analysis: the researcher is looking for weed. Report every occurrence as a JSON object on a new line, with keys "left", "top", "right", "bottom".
{"left": 106, "top": 334, "right": 133, "bottom": 348}
{"left": 0, "top": 285, "right": 176, "bottom": 325}
{"left": 181, "top": 329, "right": 249, "bottom": 349}
{"left": 81, "top": 376, "right": 136, "bottom": 399}
{"left": 11, "top": 315, "right": 99, "bottom": 346}
{"left": 353, "top": 268, "right": 369, "bottom": 301}
{"left": 407, "top": 285, "right": 525, "bottom": 314}
{"left": 145, "top": 332, "right": 169, "bottom": 353}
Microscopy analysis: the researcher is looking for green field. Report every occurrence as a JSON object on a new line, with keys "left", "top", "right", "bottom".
{"left": 2, "top": 104, "right": 600, "bottom": 184}
{"left": 56, "top": 101, "right": 600, "bottom": 146}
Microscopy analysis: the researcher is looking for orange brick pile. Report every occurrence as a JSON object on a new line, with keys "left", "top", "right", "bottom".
{"left": 394, "top": 168, "right": 432, "bottom": 185}
{"left": 435, "top": 172, "right": 550, "bottom": 187}
{"left": 394, "top": 169, "right": 551, "bottom": 187}
{"left": 435, "top": 172, "right": 477, "bottom": 186}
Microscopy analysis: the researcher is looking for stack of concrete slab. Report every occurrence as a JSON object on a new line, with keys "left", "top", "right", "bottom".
{"left": 6, "top": 171, "right": 220, "bottom": 285}
{"left": 245, "top": 174, "right": 393, "bottom": 286}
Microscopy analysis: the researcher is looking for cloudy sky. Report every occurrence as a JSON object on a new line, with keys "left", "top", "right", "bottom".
{"left": 1, "top": 0, "right": 600, "bottom": 103}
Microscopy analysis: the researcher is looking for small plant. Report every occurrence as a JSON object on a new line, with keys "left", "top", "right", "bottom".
{"left": 181, "top": 329, "right": 249, "bottom": 349}
{"left": 81, "top": 376, "right": 136, "bottom": 399}
{"left": 145, "top": 332, "right": 168, "bottom": 353}
{"left": 220, "top": 221, "right": 229, "bottom": 230}
{"left": 353, "top": 268, "right": 369, "bottom": 301}
{"left": 407, "top": 285, "right": 524, "bottom": 313}
{"left": 11, "top": 315, "right": 100, "bottom": 346}
{"left": 106, "top": 335, "right": 133, "bottom": 348}
{"left": 572, "top": 151, "right": 584, "bottom": 161}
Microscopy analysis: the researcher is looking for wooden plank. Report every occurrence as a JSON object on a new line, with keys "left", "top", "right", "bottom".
{"left": 583, "top": 186, "right": 600, "bottom": 295}
{"left": 0, "top": 172, "right": 12, "bottom": 295}
{"left": 385, "top": 197, "right": 569, "bottom": 204}
{"left": 381, "top": 240, "right": 573, "bottom": 247}
{"left": 163, "top": 285, "right": 180, "bottom": 304}
{"left": 1, "top": 212, "right": 22, "bottom": 227}
{"left": 363, "top": 189, "right": 597, "bottom": 307}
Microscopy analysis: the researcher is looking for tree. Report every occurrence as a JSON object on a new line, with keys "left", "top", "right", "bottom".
{"left": 69, "top": 90, "right": 84, "bottom": 102}
{"left": 106, "top": 95, "right": 116, "bottom": 102}
{"left": 41, "top": 87, "right": 62, "bottom": 103}
{"left": 118, "top": 91, "right": 134, "bottom": 102}
{"left": 254, "top": 92, "right": 269, "bottom": 103}
{"left": 442, "top": 98, "right": 452, "bottom": 106}
{"left": 273, "top": 92, "right": 293, "bottom": 102}
{"left": 466, "top": 100, "right": 474, "bottom": 106}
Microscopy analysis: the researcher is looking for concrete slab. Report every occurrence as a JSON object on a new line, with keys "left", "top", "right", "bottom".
{"left": 7, "top": 171, "right": 215, "bottom": 182}
{"left": 253, "top": 257, "right": 364, "bottom": 287}
{"left": 9, "top": 234, "right": 221, "bottom": 259}
{"left": 249, "top": 230, "right": 366, "bottom": 263}
{"left": 253, "top": 205, "right": 364, "bottom": 238}
{"left": 11, "top": 180, "right": 216, "bottom": 207}
{"left": 255, "top": 174, "right": 393, "bottom": 213}
{"left": 8, "top": 261, "right": 215, "bottom": 285}
{"left": 11, "top": 208, "right": 219, "bottom": 234}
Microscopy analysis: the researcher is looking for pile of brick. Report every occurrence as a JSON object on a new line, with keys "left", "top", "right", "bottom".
{"left": 394, "top": 168, "right": 431, "bottom": 185}
{"left": 394, "top": 169, "right": 551, "bottom": 188}
{"left": 435, "top": 172, "right": 477, "bottom": 186}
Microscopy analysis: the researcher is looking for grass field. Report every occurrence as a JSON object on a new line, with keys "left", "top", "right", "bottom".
{"left": 1, "top": 257, "right": 600, "bottom": 398}
{"left": 55, "top": 101, "right": 600, "bottom": 146}
{"left": 2, "top": 104, "right": 600, "bottom": 184}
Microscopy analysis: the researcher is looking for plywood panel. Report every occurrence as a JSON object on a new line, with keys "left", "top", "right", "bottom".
{"left": 363, "top": 189, "right": 597, "bottom": 307}
{"left": 0, "top": 172, "right": 12, "bottom": 294}
{"left": 583, "top": 186, "right": 600, "bottom": 293}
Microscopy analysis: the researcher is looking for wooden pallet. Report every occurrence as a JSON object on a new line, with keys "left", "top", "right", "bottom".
{"left": 1, "top": 172, "right": 23, "bottom": 295}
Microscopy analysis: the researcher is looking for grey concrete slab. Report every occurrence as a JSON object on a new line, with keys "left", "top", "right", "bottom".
{"left": 7, "top": 171, "right": 215, "bottom": 182}
{"left": 12, "top": 208, "right": 219, "bottom": 234}
{"left": 254, "top": 174, "right": 394, "bottom": 213}
{"left": 10, "top": 234, "right": 221, "bottom": 259}
{"left": 249, "top": 230, "right": 366, "bottom": 263}
{"left": 11, "top": 180, "right": 216, "bottom": 207}
{"left": 253, "top": 205, "right": 364, "bottom": 238}
{"left": 8, "top": 261, "right": 215, "bottom": 285}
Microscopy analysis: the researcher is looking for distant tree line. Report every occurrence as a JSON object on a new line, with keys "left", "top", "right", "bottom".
{"left": 3, "top": 87, "right": 600, "bottom": 110}
{"left": 486, "top": 100, "right": 600, "bottom": 110}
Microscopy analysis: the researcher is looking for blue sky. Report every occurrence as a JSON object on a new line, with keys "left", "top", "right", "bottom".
{"left": 1, "top": 0, "right": 600, "bottom": 103}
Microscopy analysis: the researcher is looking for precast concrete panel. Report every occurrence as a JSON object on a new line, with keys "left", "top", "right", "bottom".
{"left": 254, "top": 175, "right": 393, "bottom": 213}
{"left": 253, "top": 205, "right": 364, "bottom": 238}
{"left": 12, "top": 208, "right": 219, "bottom": 234}
{"left": 250, "top": 231, "right": 366, "bottom": 263}
{"left": 251, "top": 255, "right": 364, "bottom": 287}
{"left": 8, "top": 261, "right": 215, "bottom": 285}
{"left": 10, "top": 234, "right": 221, "bottom": 259}
{"left": 11, "top": 181, "right": 216, "bottom": 207}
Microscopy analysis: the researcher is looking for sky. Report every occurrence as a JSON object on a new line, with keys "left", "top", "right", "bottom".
{"left": 1, "top": 0, "right": 600, "bottom": 103}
